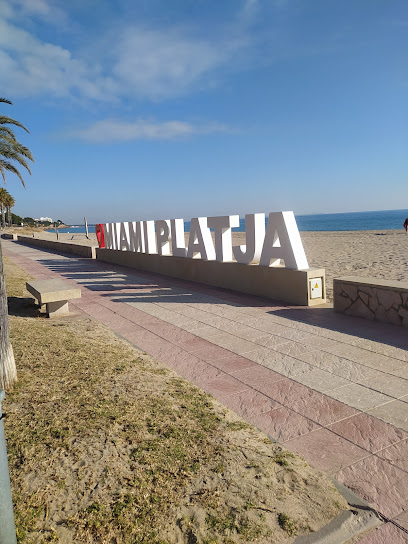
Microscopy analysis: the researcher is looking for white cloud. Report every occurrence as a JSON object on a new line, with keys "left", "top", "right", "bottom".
{"left": 0, "top": 2, "right": 250, "bottom": 102}
{"left": 4, "top": 0, "right": 67, "bottom": 24}
{"left": 0, "top": 17, "right": 116, "bottom": 100}
{"left": 70, "top": 119, "right": 230, "bottom": 143}
{"left": 112, "top": 26, "right": 245, "bottom": 99}
{"left": 111, "top": 28, "right": 237, "bottom": 99}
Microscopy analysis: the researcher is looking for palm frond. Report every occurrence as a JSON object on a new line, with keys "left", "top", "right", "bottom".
{"left": 13, "top": 144, "right": 34, "bottom": 162}
{"left": 0, "top": 160, "right": 26, "bottom": 187}
{"left": 0, "top": 126, "right": 17, "bottom": 141}
{"left": 0, "top": 115, "right": 29, "bottom": 133}
{"left": 1, "top": 98, "right": 33, "bottom": 187}
{"left": 0, "top": 148, "right": 32, "bottom": 174}
{"left": 0, "top": 163, "right": 6, "bottom": 184}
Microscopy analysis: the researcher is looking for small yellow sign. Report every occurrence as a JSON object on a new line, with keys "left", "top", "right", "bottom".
{"left": 315, "top": 283, "right": 319, "bottom": 289}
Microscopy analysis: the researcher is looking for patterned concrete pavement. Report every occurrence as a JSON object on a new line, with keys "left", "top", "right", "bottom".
{"left": 3, "top": 239, "right": 408, "bottom": 542}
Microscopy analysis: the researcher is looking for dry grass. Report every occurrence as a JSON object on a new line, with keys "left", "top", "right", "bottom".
{"left": 3, "top": 257, "right": 348, "bottom": 543}
{"left": 7, "top": 226, "right": 45, "bottom": 235}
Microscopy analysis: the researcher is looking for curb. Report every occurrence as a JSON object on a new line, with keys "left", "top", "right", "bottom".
{"left": 293, "top": 480, "right": 381, "bottom": 544}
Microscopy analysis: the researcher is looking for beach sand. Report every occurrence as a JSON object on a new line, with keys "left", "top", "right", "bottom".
{"left": 26, "top": 228, "right": 408, "bottom": 302}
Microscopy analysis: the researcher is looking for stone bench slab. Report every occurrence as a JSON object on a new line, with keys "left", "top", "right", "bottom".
{"left": 26, "top": 279, "right": 81, "bottom": 317}
{"left": 334, "top": 276, "right": 408, "bottom": 327}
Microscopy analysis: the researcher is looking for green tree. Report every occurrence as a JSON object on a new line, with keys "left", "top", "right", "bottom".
{"left": 4, "top": 193, "right": 15, "bottom": 227}
{"left": 2, "top": 191, "right": 15, "bottom": 227}
{"left": 0, "top": 188, "right": 8, "bottom": 229}
{"left": 11, "top": 213, "right": 22, "bottom": 225}
{"left": 0, "top": 98, "right": 34, "bottom": 390}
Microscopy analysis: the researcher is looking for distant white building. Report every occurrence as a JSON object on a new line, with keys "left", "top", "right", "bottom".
{"left": 35, "top": 216, "right": 53, "bottom": 223}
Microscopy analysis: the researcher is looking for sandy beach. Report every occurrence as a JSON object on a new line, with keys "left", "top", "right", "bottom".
{"left": 25, "top": 228, "right": 408, "bottom": 302}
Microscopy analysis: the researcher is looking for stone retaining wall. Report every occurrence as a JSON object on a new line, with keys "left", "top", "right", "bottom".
{"left": 16, "top": 236, "right": 96, "bottom": 259}
{"left": 96, "top": 248, "right": 326, "bottom": 306}
{"left": 334, "top": 276, "right": 408, "bottom": 327}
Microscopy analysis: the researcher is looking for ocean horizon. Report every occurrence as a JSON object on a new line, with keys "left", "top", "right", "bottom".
{"left": 50, "top": 208, "right": 408, "bottom": 234}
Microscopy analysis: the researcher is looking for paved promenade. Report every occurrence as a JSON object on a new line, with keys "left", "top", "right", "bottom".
{"left": 4, "top": 239, "right": 408, "bottom": 542}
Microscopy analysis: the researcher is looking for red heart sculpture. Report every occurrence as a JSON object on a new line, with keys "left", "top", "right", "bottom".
{"left": 95, "top": 224, "right": 105, "bottom": 248}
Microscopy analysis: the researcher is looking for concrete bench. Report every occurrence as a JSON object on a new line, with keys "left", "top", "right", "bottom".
{"left": 26, "top": 279, "right": 81, "bottom": 318}
{"left": 334, "top": 276, "right": 408, "bottom": 327}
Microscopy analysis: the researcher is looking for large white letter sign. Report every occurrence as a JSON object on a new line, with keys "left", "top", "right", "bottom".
{"left": 119, "top": 222, "right": 130, "bottom": 251}
{"left": 187, "top": 217, "right": 216, "bottom": 260}
{"left": 156, "top": 219, "right": 171, "bottom": 256}
{"left": 113, "top": 222, "right": 121, "bottom": 250}
{"left": 128, "top": 221, "right": 145, "bottom": 253}
{"left": 99, "top": 211, "right": 310, "bottom": 271}
{"left": 207, "top": 215, "right": 239, "bottom": 262}
{"left": 259, "top": 211, "right": 309, "bottom": 269}
{"left": 104, "top": 223, "right": 114, "bottom": 249}
{"left": 233, "top": 213, "right": 265, "bottom": 264}
{"left": 143, "top": 221, "right": 157, "bottom": 254}
{"left": 170, "top": 218, "right": 187, "bottom": 257}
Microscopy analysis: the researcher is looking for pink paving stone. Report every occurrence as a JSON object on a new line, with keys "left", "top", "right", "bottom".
{"left": 174, "top": 359, "right": 225, "bottom": 383}
{"left": 216, "top": 389, "right": 279, "bottom": 420}
{"left": 336, "top": 456, "right": 408, "bottom": 518}
{"left": 198, "top": 372, "right": 250, "bottom": 397}
{"left": 100, "top": 312, "right": 134, "bottom": 328}
{"left": 253, "top": 406, "right": 320, "bottom": 443}
{"left": 135, "top": 338, "right": 191, "bottom": 365}
{"left": 231, "top": 365, "right": 289, "bottom": 395}
{"left": 327, "top": 413, "right": 408, "bottom": 453}
{"left": 375, "top": 439, "right": 408, "bottom": 472}
{"left": 80, "top": 302, "right": 112, "bottom": 317}
{"left": 394, "top": 510, "right": 408, "bottom": 531}
{"left": 125, "top": 311, "right": 171, "bottom": 329}
{"left": 173, "top": 336, "right": 215, "bottom": 353}
{"left": 189, "top": 344, "right": 235, "bottom": 362}
{"left": 358, "top": 523, "right": 408, "bottom": 543}
{"left": 285, "top": 428, "right": 368, "bottom": 473}
{"left": 151, "top": 324, "right": 198, "bottom": 345}
{"left": 119, "top": 327, "right": 160, "bottom": 346}
{"left": 210, "top": 353, "right": 257, "bottom": 373}
{"left": 265, "top": 379, "right": 358, "bottom": 426}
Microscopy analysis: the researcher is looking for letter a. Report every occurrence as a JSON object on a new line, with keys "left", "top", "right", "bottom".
{"left": 259, "top": 212, "right": 309, "bottom": 270}
{"left": 187, "top": 217, "right": 216, "bottom": 260}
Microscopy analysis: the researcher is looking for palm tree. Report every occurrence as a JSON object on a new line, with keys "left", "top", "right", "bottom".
{"left": 4, "top": 193, "right": 15, "bottom": 227}
{"left": 0, "top": 98, "right": 34, "bottom": 390}
{"left": 0, "top": 188, "right": 9, "bottom": 229}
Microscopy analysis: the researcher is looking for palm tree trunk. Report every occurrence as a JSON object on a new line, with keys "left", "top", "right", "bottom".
{"left": 0, "top": 240, "right": 16, "bottom": 390}
{"left": 7, "top": 207, "right": 11, "bottom": 227}
{"left": 0, "top": 206, "right": 4, "bottom": 230}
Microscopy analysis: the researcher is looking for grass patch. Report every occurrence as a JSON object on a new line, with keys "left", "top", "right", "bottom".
{"left": 3, "top": 256, "right": 348, "bottom": 543}
{"left": 278, "top": 513, "right": 298, "bottom": 536}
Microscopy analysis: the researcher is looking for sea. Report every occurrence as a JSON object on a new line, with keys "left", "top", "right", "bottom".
{"left": 50, "top": 209, "right": 408, "bottom": 234}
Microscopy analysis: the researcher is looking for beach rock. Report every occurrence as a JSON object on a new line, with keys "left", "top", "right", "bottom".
{"left": 398, "top": 306, "right": 408, "bottom": 319}
{"left": 346, "top": 298, "right": 375, "bottom": 320}
{"left": 385, "top": 307, "right": 402, "bottom": 326}
{"left": 359, "top": 291, "right": 369, "bottom": 305}
{"left": 368, "top": 295, "right": 379, "bottom": 312}
{"left": 377, "top": 289, "right": 402, "bottom": 311}
{"left": 342, "top": 283, "right": 358, "bottom": 300}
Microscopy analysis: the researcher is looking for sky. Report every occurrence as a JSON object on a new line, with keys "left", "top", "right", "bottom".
{"left": 0, "top": 0, "right": 407, "bottom": 225}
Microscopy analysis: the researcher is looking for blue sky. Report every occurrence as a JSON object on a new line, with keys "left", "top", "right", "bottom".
{"left": 0, "top": 0, "right": 407, "bottom": 224}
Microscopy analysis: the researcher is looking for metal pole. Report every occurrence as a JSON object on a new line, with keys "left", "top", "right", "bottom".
{"left": 0, "top": 390, "right": 17, "bottom": 544}
{"left": 84, "top": 217, "right": 89, "bottom": 239}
